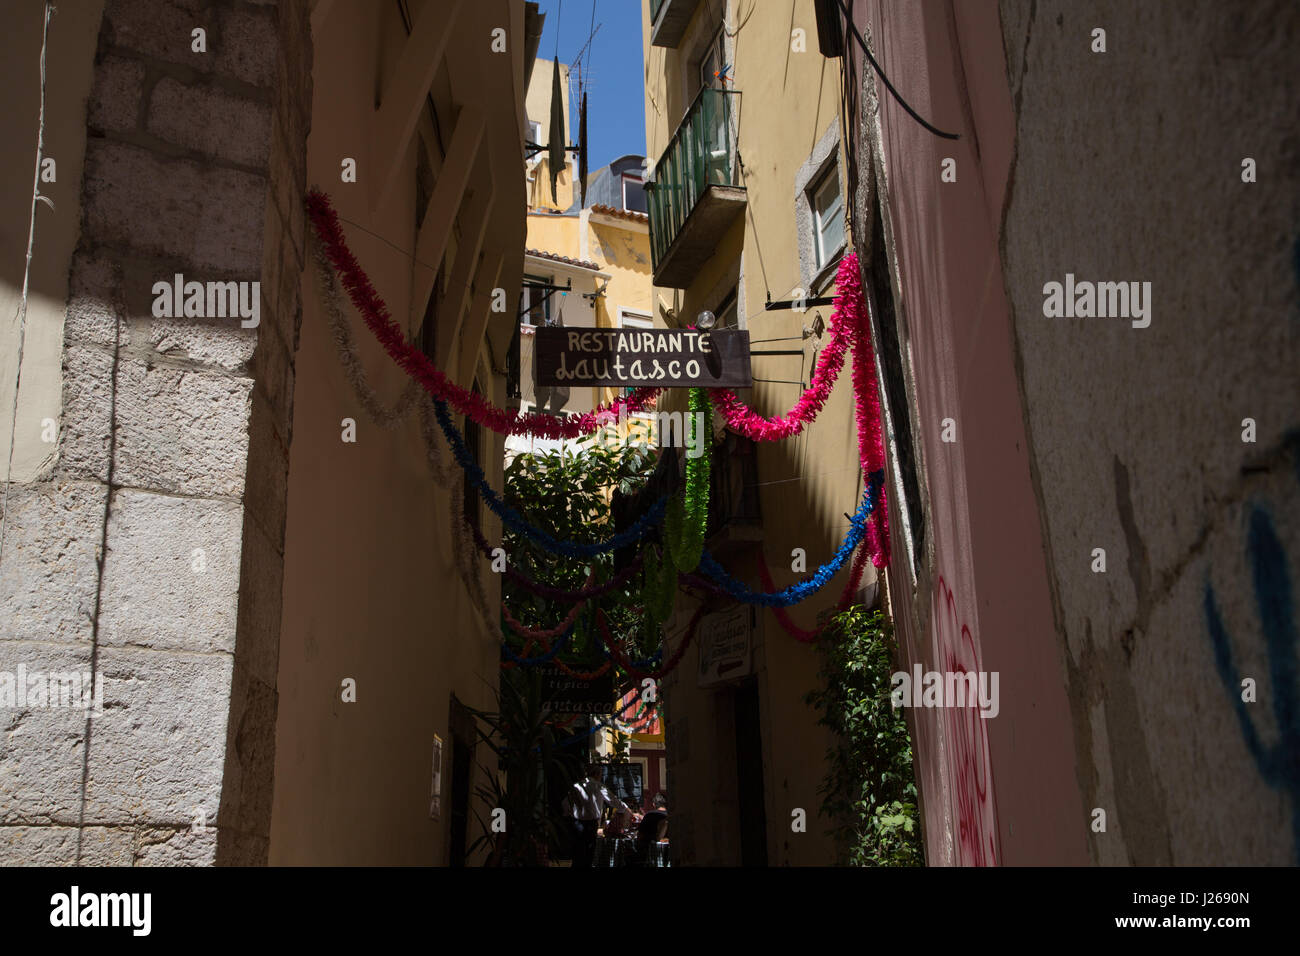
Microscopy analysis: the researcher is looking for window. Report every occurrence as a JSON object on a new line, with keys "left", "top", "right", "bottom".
{"left": 714, "top": 288, "right": 738, "bottom": 329}
{"left": 521, "top": 273, "right": 552, "bottom": 326}
{"left": 697, "top": 26, "right": 726, "bottom": 95}
{"left": 619, "top": 310, "right": 654, "bottom": 404}
{"left": 811, "top": 163, "right": 845, "bottom": 269}
{"left": 527, "top": 120, "right": 541, "bottom": 147}
{"left": 622, "top": 173, "right": 648, "bottom": 213}
{"left": 418, "top": 261, "right": 444, "bottom": 360}
{"left": 463, "top": 380, "right": 483, "bottom": 532}
{"left": 619, "top": 309, "right": 653, "bottom": 331}
{"left": 868, "top": 194, "right": 924, "bottom": 578}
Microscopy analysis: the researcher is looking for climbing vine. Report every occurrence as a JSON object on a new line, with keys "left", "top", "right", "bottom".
{"left": 804, "top": 606, "right": 923, "bottom": 866}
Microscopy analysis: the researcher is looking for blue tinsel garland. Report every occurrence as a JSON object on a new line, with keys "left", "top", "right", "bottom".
{"left": 434, "top": 400, "right": 667, "bottom": 558}
{"left": 699, "top": 477, "right": 878, "bottom": 607}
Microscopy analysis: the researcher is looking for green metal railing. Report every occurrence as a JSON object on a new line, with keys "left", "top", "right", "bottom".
{"left": 645, "top": 87, "right": 740, "bottom": 272}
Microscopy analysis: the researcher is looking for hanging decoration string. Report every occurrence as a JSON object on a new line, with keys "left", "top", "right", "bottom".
{"left": 699, "top": 478, "right": 876, "bottom": 607}
{"left": 499, "top": 618, "right": 577, "bottom": 665}
{"left": 715, "top": 253, "right": 890, "bottom": 569}
{"left": 434, "top": 398, "right": 668, "bottom": 558}
{"left": 664, "top": 387, "right": 712, "bottom": 574}
{"left": 759, "top": 538, "right": 872, "bottom": 642}
{"left": 596, "top": 604, "right": 706, "bottom": 680}
{"left": 311, "top": 229, "right": 460, "bottom": 491}
{"left": 314, "top": 217, "right": 497, "bottom": 643}
{"left": 501, "top": 576, "right": 593, "bottom": 640}
{"left": 313, "top": 237, "right": 424, "bottom": 424}
{"left": 712, "top": 271, "right": 853, "bottom": 441}
{"left": 306, "top": 190, "right": 662, "bottom": 440}
{"left": 847, "top": 262, "right": 890, "bottom": 569}
{"left": 469, "top": 518, "right": 647, "bottom": 601}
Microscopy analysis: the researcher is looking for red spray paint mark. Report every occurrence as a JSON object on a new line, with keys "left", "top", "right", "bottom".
{"left": 934, "top": 575, "right": 1000, "bottom": 866}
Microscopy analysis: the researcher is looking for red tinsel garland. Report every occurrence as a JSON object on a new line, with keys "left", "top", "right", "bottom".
{"left": 595, "top": 606, "right": 704, "bottom": 680}
{"left": 306, "top": 190, "right": 661, "bottom": 440}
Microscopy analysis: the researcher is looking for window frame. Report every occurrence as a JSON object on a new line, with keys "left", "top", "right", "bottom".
{"left": 521, "top": 272, "right": 554, "bottom": 327}
{"left": 618, "top": 309, "right": 656, "bottom": 415}
{"left": 697, "top": 25, "right": 726, "bottom": 96}
{"left": 622, "top": 172, "right": 648, "bottom": 213}
{"left": 810, "top": 162, "right": 845, "bottom": 271}
{"left": 714, "top": 288, "right": 738, "bottom": 329}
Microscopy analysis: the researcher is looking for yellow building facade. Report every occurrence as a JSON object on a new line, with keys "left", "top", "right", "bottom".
{"left": 515, "top": 61, "right": 662, "bottom": 451}
{"left": 641, "top": 0, "right": 873, "bottom": 865}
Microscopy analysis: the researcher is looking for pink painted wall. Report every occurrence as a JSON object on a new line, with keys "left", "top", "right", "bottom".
{"left": 852, "top": 0, "right": 1089, "bottom": 865}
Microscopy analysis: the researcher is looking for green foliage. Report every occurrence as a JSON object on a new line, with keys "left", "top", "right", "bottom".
{"left": 502, "top": 429, "right": 659, "bottom": 665}
{"left": 478, "top": 430, "right": 659, "bottom": 865}
{"left": 467, "top": 668, "right": 581, "bottom": 867}
{"left": 804, "top": 606, "right": 924, "bottom": 866}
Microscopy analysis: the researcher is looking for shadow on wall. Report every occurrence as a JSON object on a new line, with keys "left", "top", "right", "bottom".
{"left": 1204, "top": 430, "right": 1300, "bottom": 863}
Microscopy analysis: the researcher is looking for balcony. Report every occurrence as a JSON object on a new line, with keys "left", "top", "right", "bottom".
{"left": 649, "top": 0, "right": 703, "bottom": 49}
{"left": 645, "top": 88, "right": 746, "bottom": 289}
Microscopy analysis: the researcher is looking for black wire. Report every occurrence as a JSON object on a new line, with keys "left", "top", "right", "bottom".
{"left": 555, "top": 0, "right": 562, "bottom": 60}
{"left": 834, "top": 0, "right": 959, "bottom": 141}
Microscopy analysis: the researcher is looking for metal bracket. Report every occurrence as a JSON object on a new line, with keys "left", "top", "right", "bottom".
{"left": 764, "top": 293, "right": 834, "bottom": 311}
{"left": 517, "top": 277, "right": 572, "bottom": 320}
{"left": 524, "top": 141, "right": 582, "bottom": 159}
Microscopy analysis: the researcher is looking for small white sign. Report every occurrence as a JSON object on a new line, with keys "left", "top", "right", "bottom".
{"left": 697, "top": 605, "right": 752, "bottom": 686}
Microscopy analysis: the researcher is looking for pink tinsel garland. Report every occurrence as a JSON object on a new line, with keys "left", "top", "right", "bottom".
{"left": 717, "top": 254, "right": 891, "bottom": 569}
{"left": 308, "top": 188, "right": 891, "bottom": 570}
{"left": 307, "top": 190, "right": 661, "bottom": 440}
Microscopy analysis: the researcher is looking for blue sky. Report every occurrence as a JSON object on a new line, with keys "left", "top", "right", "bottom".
{"left": 533, "top": 0, "right": 648, "bottom": 170}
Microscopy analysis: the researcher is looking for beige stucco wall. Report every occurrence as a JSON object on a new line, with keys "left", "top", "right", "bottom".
{"left": 643, "top": 0, "right": 873, "bottom": 866}
{"left": 0, "top": 1, "right": 105, "bottom": 484}
{"left": 268, "top": 0, "right": 521, "bottom": 865}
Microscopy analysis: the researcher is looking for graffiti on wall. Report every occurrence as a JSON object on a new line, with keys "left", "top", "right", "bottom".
{"left": 934, "top": 575, "right": 1000, "bottom": 866}
{"left": 1204, "top": 433, "right": 1300, "bottom": 861}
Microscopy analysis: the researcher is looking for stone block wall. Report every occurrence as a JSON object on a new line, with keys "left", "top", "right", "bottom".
{"left": 0, "top": 0, "right": 311, "bottom": 866}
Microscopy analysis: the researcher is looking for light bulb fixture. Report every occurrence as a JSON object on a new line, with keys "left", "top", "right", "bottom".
{"left": 696, "top": 310, "right": 716, "bottom": 330}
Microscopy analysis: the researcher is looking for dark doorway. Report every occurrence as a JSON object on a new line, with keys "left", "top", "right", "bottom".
{"left": 733, "top": 678, "right": 768, "bottom": 866}
{"left": 448, "top": 696, "right": 476, "bottom": 867}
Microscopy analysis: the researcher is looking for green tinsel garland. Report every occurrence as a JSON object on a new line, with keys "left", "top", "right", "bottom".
{"left": 665, "top": 387, "right": 712, "bottom": 574}
{"left": 640, "top": 388, "right": 712, "bottom": 640}
{"left": 641, "top": 544, "right": 678, "bottom": 643}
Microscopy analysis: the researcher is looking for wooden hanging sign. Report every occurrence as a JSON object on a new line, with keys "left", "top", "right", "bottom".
{"left": 533, "top": 327, "right": 752, "bottom": 388}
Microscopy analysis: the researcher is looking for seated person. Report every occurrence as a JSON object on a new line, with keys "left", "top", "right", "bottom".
{"left": 604, "top": 804, "right": 634, "bottom": 838}
{"left": 635, "top": 792, "right": 668, "bottom": 862}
